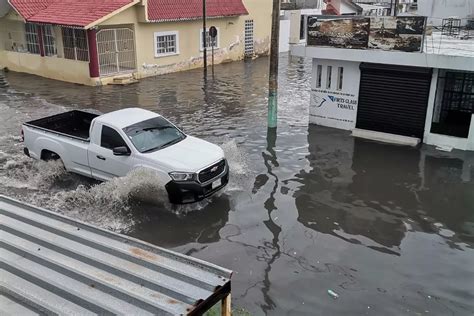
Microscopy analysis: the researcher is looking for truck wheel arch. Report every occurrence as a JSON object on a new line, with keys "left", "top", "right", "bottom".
{"left": 40, "top": 149, "right": 61, "bottom": 161}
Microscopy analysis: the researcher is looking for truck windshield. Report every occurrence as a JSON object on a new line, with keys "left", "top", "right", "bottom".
{"left": 123, "top": 117, "right": 185, "bottom": 153}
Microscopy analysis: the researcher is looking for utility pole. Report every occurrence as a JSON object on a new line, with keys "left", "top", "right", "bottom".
{"left": 202, "top": 0, "right": 207, "bottom": 78}
{"left": 267, "top": 0, "right": 280, "bottom": 128}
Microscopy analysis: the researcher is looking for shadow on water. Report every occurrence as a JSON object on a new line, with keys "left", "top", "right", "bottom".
{"left": 294, "top": 125, "right": 474, "bottom": 255}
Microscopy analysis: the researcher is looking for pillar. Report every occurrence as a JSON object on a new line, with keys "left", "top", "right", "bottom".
{"left": 87, "top": 29, "right": 100, "bottom": 78}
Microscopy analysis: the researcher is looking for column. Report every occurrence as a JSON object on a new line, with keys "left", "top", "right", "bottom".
{"left": 87, "top": 28, "right": 100, "bottom": 78}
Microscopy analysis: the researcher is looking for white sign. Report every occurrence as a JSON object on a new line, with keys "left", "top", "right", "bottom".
{"left": 310, "top": 88, "right": 358, "bottom": 130}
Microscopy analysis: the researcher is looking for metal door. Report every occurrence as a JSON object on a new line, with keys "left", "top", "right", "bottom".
{"left": 356, "top": 63, "right": 432, "bottom": 138}
{"left": 97, "top": 28, "right": 136, "bottom": 76}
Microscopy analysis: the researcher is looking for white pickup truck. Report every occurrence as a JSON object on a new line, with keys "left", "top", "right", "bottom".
{"left": 22, "top": 108, "right": 229, "bottom": 204}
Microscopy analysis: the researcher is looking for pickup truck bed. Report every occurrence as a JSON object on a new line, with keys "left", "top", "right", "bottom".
{"left": 25, "top": 110, "right": 98, "bottom": 140}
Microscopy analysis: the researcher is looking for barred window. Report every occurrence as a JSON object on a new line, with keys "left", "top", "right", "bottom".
{"left": 42, "top": 25, "right": 57, "bottom": 56}
{"left": 62, "top": 28, "right": 89, "bottom": 61}
{"left": 25, "top": 23, "right": 40, "bottom": 54}
{"left": 200, "top": 28, "right": 219, "bottom": 50}
{"left": 154, "top": 31, "right": 179, "bottom": 57}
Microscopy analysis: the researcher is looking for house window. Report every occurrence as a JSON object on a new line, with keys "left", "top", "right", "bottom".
{"left": 62, "top": 28, "right": 89, "bottom": 61}
{"left": 42, "top": 25, "right": 57, "bottom": 56}
{"left": 200, "top": 28, "right": 219, "bottom": 51}
{"left": 25, "top": 23, "right": 40, "bottom": 54}
{"left": 316, "top": 65, "right": 322, "bottom": 88}
{"left": 326, "top": 66, "right": 332, "bottom": 89}
{"left": 154, "top": 31, "right": 179, "bottom": 57}
{"left": 337, "top": 67, "right": 344, "bottom": 90}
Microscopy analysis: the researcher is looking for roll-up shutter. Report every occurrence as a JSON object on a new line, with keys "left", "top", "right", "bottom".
{"left": 356, "top": 63, "right": 432, "bottom": 138}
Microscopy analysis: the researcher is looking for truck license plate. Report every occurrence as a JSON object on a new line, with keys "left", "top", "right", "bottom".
{"left": 211, "top": 180, "right": 220, "bottom": 190}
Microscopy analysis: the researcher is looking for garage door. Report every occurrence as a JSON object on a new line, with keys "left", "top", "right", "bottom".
{"left": 356, "top": 63, "right": 432, "bottom": 138}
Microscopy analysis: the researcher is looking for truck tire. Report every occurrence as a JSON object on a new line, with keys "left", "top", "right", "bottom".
{"left": 41, "top": 149, "right": 61, "bottom": 161}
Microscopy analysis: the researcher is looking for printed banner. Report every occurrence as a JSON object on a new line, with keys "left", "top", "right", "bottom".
{"left": 307, "top": 16, "right": 426, "bottom": 52}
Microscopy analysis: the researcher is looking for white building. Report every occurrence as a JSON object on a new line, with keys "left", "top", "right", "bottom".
{"left": 291, "top": 15, "right": 474, "bottom": 151}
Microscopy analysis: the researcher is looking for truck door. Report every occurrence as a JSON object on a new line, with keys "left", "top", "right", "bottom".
{"left": 88, "top": 124, "right": 134, "bottom": 181}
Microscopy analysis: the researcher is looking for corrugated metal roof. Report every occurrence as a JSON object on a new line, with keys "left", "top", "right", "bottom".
{"left": 0, "top": 195, "right": 232, "bottom": 315}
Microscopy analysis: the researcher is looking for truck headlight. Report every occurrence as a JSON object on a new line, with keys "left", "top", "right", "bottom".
{"left": 169, "top": 172, "right": 196, "bottom": 182}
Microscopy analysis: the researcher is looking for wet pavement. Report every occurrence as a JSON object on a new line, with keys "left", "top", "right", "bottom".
{"left": 0, "top": 56, "right": 473, "bottom": 315}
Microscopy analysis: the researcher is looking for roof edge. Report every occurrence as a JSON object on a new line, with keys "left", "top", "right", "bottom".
{"left": 147, "top": 13, "right": 245, "bottom": 23}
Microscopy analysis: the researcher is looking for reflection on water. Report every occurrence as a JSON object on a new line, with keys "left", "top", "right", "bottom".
{"left": 0, "top": 56, "right": 473, "bottom": 315}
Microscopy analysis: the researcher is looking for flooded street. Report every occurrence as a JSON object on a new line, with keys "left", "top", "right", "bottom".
{"left": 1, "top": 55, "right": 473, "bottom": 315}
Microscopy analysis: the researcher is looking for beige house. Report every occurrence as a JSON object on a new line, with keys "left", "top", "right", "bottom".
{"left": 0, "top": 0, "right": 272, "bottom": 86}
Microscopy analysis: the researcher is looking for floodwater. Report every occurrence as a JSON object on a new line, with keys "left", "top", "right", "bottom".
{"left": 1, "top": 56, "right": 473, "bottom": 315}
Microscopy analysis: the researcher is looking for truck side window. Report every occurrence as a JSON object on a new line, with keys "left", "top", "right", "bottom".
{"left": 101, "top": 125, "right": 127, "bottom": 150}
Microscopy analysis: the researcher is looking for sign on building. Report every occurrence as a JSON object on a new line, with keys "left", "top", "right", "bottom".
{"left": 307, "top": 16, "right": 426, "bottom": 52}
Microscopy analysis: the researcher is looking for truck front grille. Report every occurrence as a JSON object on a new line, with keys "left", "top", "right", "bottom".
{"left": 199, "top": 159, "right": 226, "bottom": 183}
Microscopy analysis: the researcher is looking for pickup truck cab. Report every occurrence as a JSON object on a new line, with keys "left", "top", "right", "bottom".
{"left": 22, "top": 108, "right": 229, "bottom": 204}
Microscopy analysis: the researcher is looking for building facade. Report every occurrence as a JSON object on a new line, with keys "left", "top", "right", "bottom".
{"left": 0, "top": 0, "right": 272, "bottom": 85}
{"left": 292, "top": 15, "right": 474, "bottom": 151}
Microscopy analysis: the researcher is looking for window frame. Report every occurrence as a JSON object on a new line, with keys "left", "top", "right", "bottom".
{"left": 25, "top": 23, "right": 40, "bottom": 55}
{"left": 62, "top": 28, "right": 89, "bottom": 62}
{"left": 42, "top": 25, "right": 57, "bottom": 57}
{"left": 326, "top": 65, "right": 332, "bottom": 89}
{"left": 316, "top": 65, "right": 322, "bottom": 88}
{"left": 200, "top": 27, "right": 220, "bottom": 51}
{"left": 100, "top": 125, "right": 129, "bottom": 151}
{"left": 154, "top": 31, "right": 179, "bottom": 58}
{"left": 337, "top": 67, "right": 344, "bottom": 90}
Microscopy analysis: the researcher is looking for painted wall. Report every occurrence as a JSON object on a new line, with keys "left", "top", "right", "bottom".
{"left": 417, "top": 0, "right": 474, "bottom": 26}
{"left": 0, "top": 0, "right": 271, "bottom": 85}
{"left": 0, "top": 51, "right": 93, "bottom": 85}
{"left": 310, "top": 59, "right": 360, "bottom": 130}
{"left": 279, "top": 19, "right": 290, "bottom": 52}
{"left": 98, "top": 0, "right": 271, "bottom": 80}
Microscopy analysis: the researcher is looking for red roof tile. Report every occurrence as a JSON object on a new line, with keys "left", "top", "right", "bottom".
{"left": 9, "top": 0, "right": 134, "bottom": 27}
{"left": 147, "top": 0, "right": 248, "bottom": 22}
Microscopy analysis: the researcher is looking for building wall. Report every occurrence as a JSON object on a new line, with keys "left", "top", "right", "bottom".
{"left": 0, "top": 0, "right": 271, "bottom": 85}
{"left": 98, "top": 0, "right": 271, "bottom": 80}
{"left": 417, "top": 0, "right": 474, "bottom": 26}
{"left": 0, "top": 51, "right": 93, "bottom": 85}
{"left": 310, "top": 59, "right": 360, "bottom": 130}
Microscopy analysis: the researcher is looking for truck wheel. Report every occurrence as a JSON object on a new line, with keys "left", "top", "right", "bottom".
{"left": 41, "top": 150, "right": 60, "bottom": 161}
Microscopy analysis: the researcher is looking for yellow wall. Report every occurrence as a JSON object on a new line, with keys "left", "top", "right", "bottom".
{"left": 98, "top": 0, "right": 272, "bottom": 80}
{"left": 0, "top": 0, "right": 272, "bottom": 85}
{"left": 0, "top": 51, "right": 95, "bottom": 85}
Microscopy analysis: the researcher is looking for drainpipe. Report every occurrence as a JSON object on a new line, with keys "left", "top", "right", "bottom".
{"left": 37, "top": 25, "right": 45, "bottom": 57}
{"left": 87, "top": 28, "right": 100, "bottom": 78}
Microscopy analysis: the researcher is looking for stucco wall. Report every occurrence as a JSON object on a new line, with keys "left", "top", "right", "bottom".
{"left": 1, "top": 51, "right": 94, "bottom": 85}
{"left": 98, "top": 0, "right": 271, "bottom": 79}
{"left": 310, "top": 59, "right": 360, "bottom": 130}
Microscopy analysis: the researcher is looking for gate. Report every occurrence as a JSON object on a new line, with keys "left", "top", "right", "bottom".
{"left": 97, "top": 28, "right": 136, "bottom": 76}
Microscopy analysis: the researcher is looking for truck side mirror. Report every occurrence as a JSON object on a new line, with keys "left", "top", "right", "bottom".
{"left": 113, "top": 146, "right": 130, "bottom": 156}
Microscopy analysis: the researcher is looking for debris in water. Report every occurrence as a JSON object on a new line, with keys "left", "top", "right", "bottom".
{"left": 435, "top": 145, "right": 452, "bottom": 152}
{"left": 327, "top": 289, "right": 339, "bottom": 299}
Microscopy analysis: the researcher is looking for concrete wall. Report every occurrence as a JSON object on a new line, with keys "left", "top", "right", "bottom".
{"left": 279, "top": 19, "right": 290, "bottom": 52}
{"left": 310, "top": 59, "right": 360, "bottom": 130}
{"left": 98, "top": 0, "right": 271, "bottom": 80}
{"left": 0, "top": 51, "right": 93, "bottom": 85}
{"left": 418, "top": 0, "right": 474, "bottom": 26}
{"left": 0, "top": 0, "right": 272, "bottom": 85}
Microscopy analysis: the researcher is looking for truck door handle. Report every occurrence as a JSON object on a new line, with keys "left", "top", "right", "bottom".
{"left": 96, "top": 155, "right": 106, "bottom": 161}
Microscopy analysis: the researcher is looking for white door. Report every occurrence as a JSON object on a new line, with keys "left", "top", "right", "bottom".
{"left": 88, "top": 124, "right": 134, "bottom": 181}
